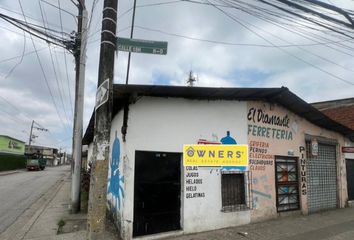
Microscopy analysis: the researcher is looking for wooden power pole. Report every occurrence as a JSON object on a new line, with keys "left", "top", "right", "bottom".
{"left": 87, "top": 0, "right": 118, "bottom": 238}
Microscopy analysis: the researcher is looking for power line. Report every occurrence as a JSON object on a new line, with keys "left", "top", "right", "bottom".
{"left": 2, "top": 30, "right": 26, "bottom": 79}
{"left": 205, "top": 0, "right": 354, "bottom": 86}
{"left": 216, "top": 0, "right": 354, "bottom": 72}
{"left": 220, "top": 0, "right": 354, "bottom": 56}
{"left": 17, "top": 0, "right": 71, "bottom": 135}
{"left": 38, "top": 0, "right": 72, "bottom": 130}
{"left": 135, "top": 25, "right": 354, "bottom": 48}
{"left": 0, "top": 5, "right": 71, "bottom": 32}
{"left": 254, "top": 0, "right": 354, "bottom": 40}
{"left": 40, "top": 0, "right": 77, "bottom": 23}
{"left": 57, "top": 0, "right": 74, "bottom": 118}
{"left": 0, "top": 13, "right": 70, "bottom": 50}
{"left": 0, "top": 47, "right": 47, "bottom": 64}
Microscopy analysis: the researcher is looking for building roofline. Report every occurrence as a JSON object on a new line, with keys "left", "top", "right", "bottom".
{"left": 312, "top": 97, "right": 354, "bottom": 105}
{"left": 0, "top": 135, "right": 26, "bottom": 143}
{"left": 25, "top": 145, "right": 58, "bottom": 151}
{"left": 82, "top": 84, "right": 354, "bottom": 144}
{"left": 312, "top": 97, "right": 354, "bottom": 111}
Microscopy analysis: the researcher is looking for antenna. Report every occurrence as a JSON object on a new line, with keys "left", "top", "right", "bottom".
{"left": 187, "top": 70, "right": 197, "bottom": 87}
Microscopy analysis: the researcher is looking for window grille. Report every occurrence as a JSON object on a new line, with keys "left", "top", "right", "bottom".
{"left": 275, "top": 156, "right": 300, "bottom": 212}
{"left": 221, "top": 171, "right": 252, "bottom": 212}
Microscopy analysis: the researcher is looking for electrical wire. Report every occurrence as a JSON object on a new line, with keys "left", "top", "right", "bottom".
{"left": 0, "top": 47, "right": 46, "bottom": 63}
{"left": 135, "top": 25, "right": 354, "bottom": 48}
{"left": 58, "top": 0, "right": 74, "bottom": 118}
{"left": 39, "top": 0, "right": 72, "bottom": 130}
{"left": 204, "top": 0, "right": 354, "bottom": 86}
{"left": 2, "top": 30, "right": 26, "bottom": 79}
{"left": 0, "top": 5, "right": 71, "bottom": 32}
{"left": 40, "top": 0, "right": 77, "bottom": 23}
{"left": 17, "top": 0, "right": 71, "bottom": 135}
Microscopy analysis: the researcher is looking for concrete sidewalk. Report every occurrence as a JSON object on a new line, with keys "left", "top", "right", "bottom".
{"left": 0, "top": 170, "right": 119, "bottom": 240}
{"left": 163, "top": 208, "right": 354, "bottom": 240}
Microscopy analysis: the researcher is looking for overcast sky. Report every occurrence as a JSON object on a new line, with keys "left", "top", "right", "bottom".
{"left": 0, "top": 0, "right": 354, "bottom": 153}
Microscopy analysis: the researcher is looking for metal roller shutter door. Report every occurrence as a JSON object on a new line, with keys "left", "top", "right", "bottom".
{"left": 306, "top": 142, "right": 337, "bottom": 213}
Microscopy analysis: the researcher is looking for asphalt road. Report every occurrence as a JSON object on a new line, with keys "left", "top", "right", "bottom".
{"left": 0, "top": 165, "right": 70, "bottom": 234}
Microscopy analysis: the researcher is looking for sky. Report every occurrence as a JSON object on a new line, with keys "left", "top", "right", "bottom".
{"left": 0, "top": 0, "right": 354, "bottom": 153}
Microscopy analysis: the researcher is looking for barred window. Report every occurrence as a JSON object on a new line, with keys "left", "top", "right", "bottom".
{"left": 221, "top": 171, "right": 252, "bottom": 212}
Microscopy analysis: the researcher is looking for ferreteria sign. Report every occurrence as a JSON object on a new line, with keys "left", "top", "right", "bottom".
{"left": 247, "top": 107, "right": 293, "bottom": 140}
{"left": 183, "top": 144, "right": 249, "bottom": 167}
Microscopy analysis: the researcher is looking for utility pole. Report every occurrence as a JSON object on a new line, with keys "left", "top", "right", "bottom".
{"left": 71, "top": 0, "right": 88, "bottom": 213}
{"left": 28, "top": 120, "right": 48, "bottom": 152}
{"left": 87, "top": 0, "right": 118, "bottom": 238}
{"left": 125, "top": 0, "right": 137, "bottom": 84}
{"left": 28, "top": 120, "right": 35, "bottom": 152}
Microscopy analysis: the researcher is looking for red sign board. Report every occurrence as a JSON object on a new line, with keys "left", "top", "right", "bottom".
{"left": 197, "top": 139, "right": 220, "bottom": 145}
{"left": 342, "top": 147, "right": 354, "bottom": 153}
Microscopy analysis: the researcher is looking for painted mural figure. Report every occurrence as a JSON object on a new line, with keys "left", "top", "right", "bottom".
{"left": 108, "top": 131, "right": 124, "bottom": 210}
{"left": 220, "top": 131, "right": 237, "bottom": 145}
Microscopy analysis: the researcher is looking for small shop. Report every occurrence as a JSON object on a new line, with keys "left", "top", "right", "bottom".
{"left": 83, "top": 84, "right": 354, "bottom": 240}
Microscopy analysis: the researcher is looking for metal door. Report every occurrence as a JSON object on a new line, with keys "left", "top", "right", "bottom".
{"left": 346, "top": 159, "right": 354, "bottom": 200}
{"left": 133, "top": 151, "right": 181, "bottom": 237}
{"left": 275, "top": 156, "right": 300, "bottom": 212}
{"left": 306, "top": 142, "right": 337, "bottom": 213}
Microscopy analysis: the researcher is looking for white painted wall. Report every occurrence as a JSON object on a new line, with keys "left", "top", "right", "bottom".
{"left": 109, "top": 97, "right": 249, "bottom": 239}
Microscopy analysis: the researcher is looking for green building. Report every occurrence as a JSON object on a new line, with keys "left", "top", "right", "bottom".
{"left": 0, "top": 135, "right": 26, "bottom": 171}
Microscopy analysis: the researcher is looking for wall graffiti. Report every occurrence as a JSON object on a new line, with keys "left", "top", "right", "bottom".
{"left": 108, "top": 132, "right": 124, "bottom": 210}
{"left": 299, "top": 146, "right": 307, "bottom": 195}
{"left": 252, "top": 189, "right": 272, "bottom": 199}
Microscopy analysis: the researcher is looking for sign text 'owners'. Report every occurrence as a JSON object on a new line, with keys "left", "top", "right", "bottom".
{"left": 183, "top": 144, "right": 249, "bottom": 167}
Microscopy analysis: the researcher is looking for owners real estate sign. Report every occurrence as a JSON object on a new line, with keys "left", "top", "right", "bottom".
{"left": 183, "top": 144, "right": 248, "bottom": 167}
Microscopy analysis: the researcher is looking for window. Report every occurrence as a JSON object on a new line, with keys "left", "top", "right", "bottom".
{"left": 275, "top": 156, "right": 300, "bottom": 212}
{"left": 221, "top": 171, "right": 252, "bottom": 212}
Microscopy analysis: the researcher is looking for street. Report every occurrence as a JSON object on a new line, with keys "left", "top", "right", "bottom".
{"left": 0, "top": 165, "right": 70, "bottom": 234}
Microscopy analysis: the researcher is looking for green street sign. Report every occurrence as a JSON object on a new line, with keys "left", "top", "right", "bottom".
{"left": 117, "top": 37, "right": 168, "bottom": 55}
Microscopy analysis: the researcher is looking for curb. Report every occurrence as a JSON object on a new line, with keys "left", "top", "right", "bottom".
{"left": 0, "top": 170, "right": 22, "bottom": 176}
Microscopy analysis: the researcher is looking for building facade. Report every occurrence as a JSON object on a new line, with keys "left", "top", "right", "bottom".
{"left": 0, "top": 135, "right": 26, "bottom": 171}
{"left": 313, "top": 98, "right": 354, "bottom": 203}
{"left": 25, "top": 145, "right": 59, "bottom": 166}
{"left": 83, "top": 85, "right": 354, "bottom": 240}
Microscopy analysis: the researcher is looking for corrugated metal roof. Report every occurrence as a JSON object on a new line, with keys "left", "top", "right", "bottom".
{"left": 82, "top": 84, "right": 354, "bottom": 144}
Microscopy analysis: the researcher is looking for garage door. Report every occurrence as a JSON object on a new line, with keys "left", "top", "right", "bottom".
{"left": 306, "top": 142, "right": 337, "bottom": 213}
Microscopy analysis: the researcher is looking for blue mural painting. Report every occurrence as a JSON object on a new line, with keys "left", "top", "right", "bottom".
{"left": 220, "top": 131, "right": 237, "bottom": 145}
{"left": 108, "top": 132, "right": 124, "bottom": 210}
{"left": 220, "top": 131, "right": 247, "bottom": 171}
